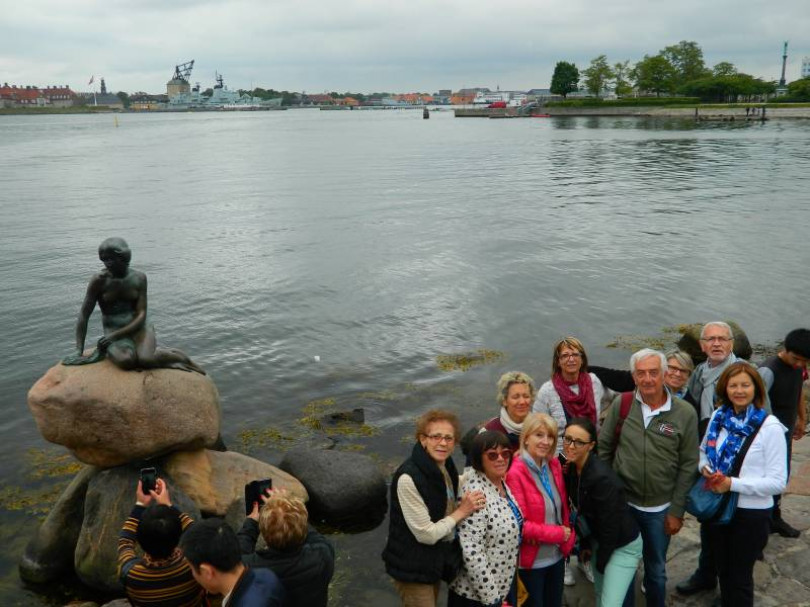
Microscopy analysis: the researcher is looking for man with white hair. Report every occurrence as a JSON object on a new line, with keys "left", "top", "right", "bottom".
{"left": 598, "top": 348, "right": 699, "bottom": 607}
{"left": 677, "top": 321, "right": 769, "bottom": 597}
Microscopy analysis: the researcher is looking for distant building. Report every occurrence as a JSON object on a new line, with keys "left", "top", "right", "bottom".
{"left": 303, "top": 93, "right": 335, "bottom": 106}
{"left": 0, "top": 83, "right": 76, "bottom": 108}
{"left": 76, "top": 78, "right": 123, "bottom": 108}
{"left": 802, "top": 57, "right": 810, "bottom": 78}
{"left": 130, "top": 92, "right": 168, "bottom": 110}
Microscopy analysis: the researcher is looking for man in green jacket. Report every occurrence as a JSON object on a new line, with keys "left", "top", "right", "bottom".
{"left": 599, "top": 348, "right": 699, "bottom": 607}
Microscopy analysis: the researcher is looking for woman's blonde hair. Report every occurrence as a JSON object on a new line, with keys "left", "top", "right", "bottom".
{"left": 258, "top": 493, "right": 309, "bottom": 551}
{"left": 520, "top": 412, "right": 558, "bottom": 458}
{"left": 496, "top": 371, "right": 536, "bottom": 407}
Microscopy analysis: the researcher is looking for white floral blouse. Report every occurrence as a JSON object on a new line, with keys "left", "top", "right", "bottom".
{"left": 450, "top": 467, "right": 523, "bottom": 605}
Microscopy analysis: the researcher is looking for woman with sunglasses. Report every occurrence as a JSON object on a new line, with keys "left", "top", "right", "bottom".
{"left": 449, "top": 431, "right": 523, "bottom": 607}
{"left": 562, "top": 418, "right": 642, "bottom": 606}
{"left": 505, "top": 413, "right": 575, "bottom": 607}
{"left": 383, "top": 410, "right": 486, "bottom": 607}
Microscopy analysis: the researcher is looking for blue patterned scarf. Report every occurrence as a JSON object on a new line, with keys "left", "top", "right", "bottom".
{"left": 705, "top": 404, "right": 766, "bottom": 475}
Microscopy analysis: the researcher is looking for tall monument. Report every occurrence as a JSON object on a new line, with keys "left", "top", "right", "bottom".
{"left": 779, "top": 41, "right": 788, "bottom": 87}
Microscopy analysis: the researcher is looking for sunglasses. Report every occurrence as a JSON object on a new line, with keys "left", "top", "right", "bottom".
{"left": 485, "top": 450, "right": 512, "bottom": 462}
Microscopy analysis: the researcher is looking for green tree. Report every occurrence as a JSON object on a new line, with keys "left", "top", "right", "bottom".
{"left": 661, "top": 40, "right": 709, "bottom": 85}
{"left": 712, "top": 62, "right": 737, "bottom": 77}
{"left": 116, "top": 91, "right": 130, "bottom": 108}
{"left": 582, "top": 55, "right": 614, "bottom": 97}
{"left": 613, "top": 60, "right": 633, "bottom": 96}
{"left": 680, "top": 73, "right": 775, "bottom": 102}
{"left": 786, "top": 78, "right": 810, "bottom": 101}
{"left": 632, "top": 55, "right": 677, "bottom": 96}
{"left": 550, "top": 61, "right": 579, "bottom": 98}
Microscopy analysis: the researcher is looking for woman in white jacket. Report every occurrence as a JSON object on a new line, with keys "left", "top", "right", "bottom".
{"left": 699, "top": 362, "right": 787, "bottom": 607}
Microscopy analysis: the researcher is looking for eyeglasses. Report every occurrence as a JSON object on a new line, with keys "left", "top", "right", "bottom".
{"left": 562, "top": 436, "right": 592, "bottom": 449}
{"left": 559, "top": 352, "right": 582, "bottom": 361}
{"left": 667, "top": 366, "right": 690, "bottom": 376}
{"left": 484, "top": 450, "right": 512, "bottom": 462}
{"left": 700, "top": 337, "right": 732, "bottom": 343}
{"left": 423, "top": 434, "right": 455, "bottom": 444}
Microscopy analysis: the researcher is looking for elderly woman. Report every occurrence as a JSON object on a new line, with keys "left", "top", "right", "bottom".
{"left": 533, "top": 338, "right": 605, "bottom": 455}
{"left": 383, "top": 410, "right": 486, "bottom": 607}
{"left": 484, "top": 371, "right": 536, "bottom": 453}
{"left": 449, "top": 431, "right": 523, "bottom": 607}
{"left": 563, "top": 418, "right": 642, "bottom": 606}
{"left": 700, "top": 362, "right": 787, "bottom": 607}
{"left": 505, "top": 413, "right": 575, "bottom": 607}
{"left": 238, "top": 491, "right": 335, "bottom": 607}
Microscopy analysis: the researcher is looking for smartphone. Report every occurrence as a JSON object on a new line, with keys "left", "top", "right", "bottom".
{"left": 140, "top": 467, "right": 157, "bottom": 494}
{"left": 244, "top": 478, "right": 273, "bottom": 515}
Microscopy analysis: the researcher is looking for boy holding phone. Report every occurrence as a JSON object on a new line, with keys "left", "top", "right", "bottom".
{"left": 118, "top": 475, "right": 209, "bottom": 606}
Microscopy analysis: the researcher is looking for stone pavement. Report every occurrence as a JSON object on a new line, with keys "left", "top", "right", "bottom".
{"left": 563, "top": 433, "right": 810, "bottom": 606}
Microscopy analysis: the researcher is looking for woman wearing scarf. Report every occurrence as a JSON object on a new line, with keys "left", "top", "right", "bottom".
{"left": 700, "top": 362, "right": 787, "bottom": 607}
{"left": 505, "top": 413, "right": 575, "bottom": 607}
{"left": 484, "top": 371, "right": 536, "bottom": 454}
{"left": 532, "top": 337, "right": 603, "bottom": 586}
{"left": 533, "top": 337, "right": 605, "bottom": 456}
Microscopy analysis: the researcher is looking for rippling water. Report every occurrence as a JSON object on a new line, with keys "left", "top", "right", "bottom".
{"left": 1, "top": 110, "right": 809, "bottom": 604}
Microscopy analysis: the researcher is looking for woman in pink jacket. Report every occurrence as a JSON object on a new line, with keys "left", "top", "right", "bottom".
{"left": 505, "top": 413, "right": 575, "bottom": 607}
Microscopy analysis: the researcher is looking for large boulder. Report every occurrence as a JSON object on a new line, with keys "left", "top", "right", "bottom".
{"left": 28, "top": 360, "right": 221, "bottom": 467}
{"left": 163, "top": 449, "right": 308, "bottom": 516}
{"left": 279, "top": 448, "right": 387, "bottom": 527}
{"left": 19, "top": 465, "right": 97, "bottom": 584}
{"left": 74, "top": 464, "right": 201, "bottom": 593}
{"left": 676, "top": 321, "right": 752, "bottom": 365}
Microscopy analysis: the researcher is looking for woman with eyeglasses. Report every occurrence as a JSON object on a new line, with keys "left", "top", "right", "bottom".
{"left": 383, "top": 410, "right": 486, "bottom": 607}
{"left": 505, "top": 413, "right": 575, "bottom": 607}
{"left": 533, "top": 337, "right": 605, "bottom": 455}
{"left": 449, "top": 431, "right": 523, "bottom": 607}
{"left": 562, "top": 418, "right": 642, "bottom": 606}
{"left": 484, "top": 371, "right": 536, "bottom": 454}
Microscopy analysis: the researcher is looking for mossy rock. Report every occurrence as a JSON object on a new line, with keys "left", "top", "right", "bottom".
{"left": 19, "top": 466, "right": 98, "bottom": 585}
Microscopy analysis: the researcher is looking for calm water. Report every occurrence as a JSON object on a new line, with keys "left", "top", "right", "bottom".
{"left": 1, "top": 110, "right": 809, "bottom": 604}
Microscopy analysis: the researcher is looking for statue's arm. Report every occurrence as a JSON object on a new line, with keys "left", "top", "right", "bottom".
{"left": 97, "top": 273, "right": 148, "bottom": 349}
{"left": 75, "top": 277, "right": 102, "bottom": 354}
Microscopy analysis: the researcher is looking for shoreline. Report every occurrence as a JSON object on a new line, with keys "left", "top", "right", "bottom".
{"left": 455, "top": 106, "right": 810, "bottom": 119}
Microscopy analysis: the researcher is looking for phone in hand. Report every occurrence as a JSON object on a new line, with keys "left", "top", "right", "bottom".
{"left": 140, "top": 467, "right": 158, "bottom": 494}
{"left": 244, "top": 479, "right": 273, "bottom": 515}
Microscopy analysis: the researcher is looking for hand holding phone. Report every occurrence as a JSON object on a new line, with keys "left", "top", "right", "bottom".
{"left": 244, "top": 478, "right": 273, "bottom": 516}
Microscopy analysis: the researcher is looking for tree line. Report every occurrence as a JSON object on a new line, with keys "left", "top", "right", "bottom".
{"left": 550, "top": 41, "right": 810, "bottom": 103}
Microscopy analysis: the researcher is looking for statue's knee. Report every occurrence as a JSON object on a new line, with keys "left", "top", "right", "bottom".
{"left": 110, "top": 349, "right": 137, "bottom": 370}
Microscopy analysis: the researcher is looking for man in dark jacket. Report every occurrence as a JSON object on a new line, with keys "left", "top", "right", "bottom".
{"left": 238, "top": 490, "right": 335, "bottom": 607}
{"left": 180, "top": 519, "right": 285, "bottom": 607}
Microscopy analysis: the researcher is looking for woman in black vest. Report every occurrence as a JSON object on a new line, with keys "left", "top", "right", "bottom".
{"left": 382, "top": 410, "right": 485, "bottom": 607}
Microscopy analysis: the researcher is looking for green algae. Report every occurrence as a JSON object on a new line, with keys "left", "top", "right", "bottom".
{"left": 0, "top": 448, "right": 83, "bottom": 519}
{"left": 237, "top": 426, "right": 299, "bottom": 453}
{"left": 436, "top": 349, "right": 506, "bottom": 372}
{"left": 25, "top": 449, "right": 83, "bottom": 479}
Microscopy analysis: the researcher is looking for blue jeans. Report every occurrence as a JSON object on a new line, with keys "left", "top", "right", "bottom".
{"left": 627, "top": 508, "right": 670, "bottom": 607}
{"left": 509, "top": 559, "right": 565, "bottom": 607}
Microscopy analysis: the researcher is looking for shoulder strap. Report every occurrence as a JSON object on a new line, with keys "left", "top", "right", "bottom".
{"left": 729, "top": 415, "right": 765, "bottom": 476}
{"left": 614, "top": 391, "right": 634, "bottom": 441}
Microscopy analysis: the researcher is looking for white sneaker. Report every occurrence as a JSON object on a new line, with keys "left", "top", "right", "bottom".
{"left": 564, "top": 561, "right": 576, "bottom": 586}
{"left": 578, "top": 559, "right": 595, "bottom": 584}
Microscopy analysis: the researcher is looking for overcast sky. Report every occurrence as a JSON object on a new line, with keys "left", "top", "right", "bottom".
{"left": 2, "top": 0, "right": 809, "bottom": 94}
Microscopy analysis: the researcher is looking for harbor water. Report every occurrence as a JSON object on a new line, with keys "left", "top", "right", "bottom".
{"left": 1, "top": 109, "right": 809, "bottom": 605}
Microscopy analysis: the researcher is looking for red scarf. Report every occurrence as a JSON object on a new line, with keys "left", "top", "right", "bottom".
{"left": 551, "top": 371, "right": 597, "bottom": 425}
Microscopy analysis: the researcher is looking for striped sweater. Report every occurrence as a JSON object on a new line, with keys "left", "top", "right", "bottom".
{"left": 118, "top": 504, "right": 209, "bottom": 607}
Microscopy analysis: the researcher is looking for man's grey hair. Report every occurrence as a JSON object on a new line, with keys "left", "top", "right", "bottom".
{"left": 630, "top": 348, "right": 668, "bottom": 373}
{"left": 664, "top": 349, "right": 695, "bottom": 372}
{"left": 700, "top": 321, "right": 733, "bottom": 340}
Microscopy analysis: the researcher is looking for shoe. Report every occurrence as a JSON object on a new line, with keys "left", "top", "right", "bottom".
{"left": 578, "top": 559, "right": 594, "bottom": 583}
{"left": 564, "top": 561, "right": 575, "bottom": 586}
{"left": 771, "top": 516, "right": 801, "bottom": 538}
{"left": 675, "top": 574, "right": 716, "bottom": 595}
